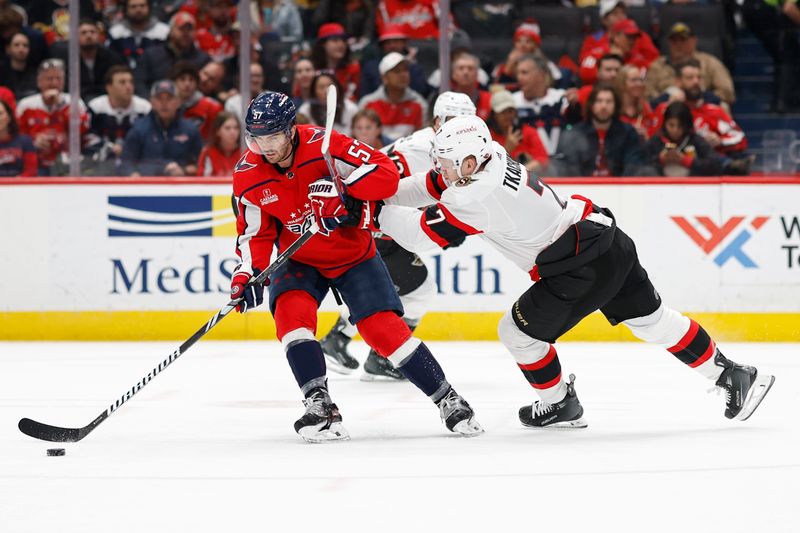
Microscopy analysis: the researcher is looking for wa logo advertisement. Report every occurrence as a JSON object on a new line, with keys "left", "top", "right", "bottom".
{"left": 671, "top": 216, "right": 769, "bottom": 268}
{"left": 672, "top": 215, "right": 800, "bottom": 269}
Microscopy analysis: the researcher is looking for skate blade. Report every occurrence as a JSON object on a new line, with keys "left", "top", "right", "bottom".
{"left": 523, "top": 417, "right": 588, "bottom": 430}
{"left": 735, "top": 374, "right": 775, "bottom": 421}
{"left": 359, "top": 371, "right": 405, "bottom": 382}
{"left": 298, "top": 422, "right": 350, "bottom": 443}
{"left": 451, "top": 418, "right": 485, "bottom": 437}
{"left": 324, "top": 356, "right": 358, "bottom": 375}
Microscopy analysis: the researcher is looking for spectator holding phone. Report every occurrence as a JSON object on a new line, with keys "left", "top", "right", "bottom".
{"left": 644, "top": 101, "right": 722, "bottom": 177}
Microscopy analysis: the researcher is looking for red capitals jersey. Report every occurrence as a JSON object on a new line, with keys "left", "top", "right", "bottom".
{"left": 654, "top": 101, "right": 747, "bottom": 154}
{"left": 183, "top": 95, "right": 223, "bottom": 141}
{"left": 578, "top": 30, "right": 659, "bottom": 85}
{"left": 233, "top": 124, "right": 400, "bottom": 278}
{"left": 17, "top": 93, "right": 89, "bottom": 168}
{"left": 195, "top": 29, "right": 236, "bottom": 62}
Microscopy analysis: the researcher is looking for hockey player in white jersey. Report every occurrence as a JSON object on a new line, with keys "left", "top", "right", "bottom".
{"left": 367, "top": 115, "right": 775, "bottom": 427}
{"left": 319, "top": 92, "right": 477, "bottom": 380}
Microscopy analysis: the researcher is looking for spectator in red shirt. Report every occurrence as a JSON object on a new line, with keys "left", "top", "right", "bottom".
{"left": 616, "top": 64, "right": 657, "bottom": 140}
{"left": 576, "top": 53, "right": 622, "bottom": 108}
{"left": 195, "top": 0, "right": 236, "bottom": 62}
{"left": 16, "top": 58, "right": 89, "bottom": 175}
{"left": 579, "top": 6, "right": 659, "bottom": 86}
{"left": 359, "top": 52, "right": 427, "bottom": 142}
{"left": 350, "top": 108, "right": 389, "bottom": 150}
{"left": 312, "top": 23, "right": 361, "bottom": 101}
{"left": 171, "top": 60, "right": 223, "bottom": 142}
{"left": 0, "top": 98, "right": 37, "bottom": 177}
{"left": 0, "top": 86, "right": 15, "bottom": 115}
{"left": 487, "top": 89, "right": 548, "bottom": 175}
{"left": 450, "top": 52, "right": 491, "bottom": 121}
{"left": 655, "top": 59, "right": 749, "bottom": 168}
{"left": 197, "top": 111, "right": 242, "bottom": 176}
{"left": 375, "top": 0, "right": 442, "bottom": 40}
{"left": 493, "top": 20, "right": 566, "bottom": 93}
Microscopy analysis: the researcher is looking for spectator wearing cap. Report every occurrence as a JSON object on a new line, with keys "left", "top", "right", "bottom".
{"left": 135, "top": 12, "right": 211, "bottom": 97}
{"left": 313, "top": 0, "right": 374, "bottom": 46}
{"left": 554, "top": 84, "right": 647, "bottom": 177}
{"left": 171, "top": 61, "right": 223, "bottom": 142}
{"left": 0, "top": 32, "right": 39, "bottom": 101}
{"left": 487, "top": 89, "right": 548, "bottom": 175}
{"left": 375, "top": 0, "right": 444, "bottom": 40}
{"left": 252, "top": 0, "right": 303, "bottom": 42}
{"left": 645, "top": 22, "right": 735, "bottom": 107}
{"left": 358, "top": 52, "right": 427, "bottom": 142}
{"left": 85, "top": 65, "right": 152, "bottom": 175}
{"left": 312, "top": 23, "right": 361, "bottom": 101}
{"left": 107, "top": 0, "right": 171, "bottom": 72}
{"left": 513, "top": 54, "right": 582, "bottom": 156}
{"left": 493, "top": 21, "right": 566, "bottom": 93}
{"left": 195, "top": 0, "right": 236, "bottom": 62}
{"left": 51, "top": 19, "right": 125, "bottom": 103}
{"left": 578, "top": 0, "right": 658, "bottom": 85}
{"left": 450, "top": 53, "right": 492, "bottom": 121}
{"left": 576, "top": 53, "right": 622, "bottom": 108}
{"left": 121, "top": 80, "right": 203, "bottom": 177}
{"left": 359, "top": 24, "right": 430, "bottom": 99}
{"left": 16, "top": 58, "right": 89, "bottom": 176}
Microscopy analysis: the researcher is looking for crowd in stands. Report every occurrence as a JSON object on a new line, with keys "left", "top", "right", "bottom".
{"left": 0, "top": 0, "right": 796, "bottom": 178}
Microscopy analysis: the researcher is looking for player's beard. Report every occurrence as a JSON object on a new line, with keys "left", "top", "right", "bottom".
{"left": 264, "top": 137, "right": 294, "bottom": 166}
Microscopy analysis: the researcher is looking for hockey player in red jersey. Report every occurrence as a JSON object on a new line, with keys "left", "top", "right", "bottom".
{"left": 230, "top": 91, "right": 483, "bottom": 441}
{"left": 366, "top": 114, "right": 774, "bottom": 429}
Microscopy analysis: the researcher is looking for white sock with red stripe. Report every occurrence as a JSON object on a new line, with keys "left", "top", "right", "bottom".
{"left": 624, "top": 305, "right": 723, "bottom": 382}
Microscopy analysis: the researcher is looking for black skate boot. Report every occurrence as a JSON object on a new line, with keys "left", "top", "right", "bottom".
{"left": 713, "top": 352, "right": 775, "bottom": 421}
{"left": 519, "top": 374, "right": 588, "bottom": 429}
{"left": 294, "top": 388, "right": 350, "bottom": 443}
{"left": 319, "top": 318, "right": 359, "bottom": 375}
{"left": 437, "top": 387, "right": 484, "bottom": 436}
{"left": 361, "top": 349, "right": 407, "bottom": 381}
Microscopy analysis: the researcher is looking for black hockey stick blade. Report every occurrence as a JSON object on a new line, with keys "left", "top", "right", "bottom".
{"left": 18, "top": 411, "right": 105, "bottom": 442}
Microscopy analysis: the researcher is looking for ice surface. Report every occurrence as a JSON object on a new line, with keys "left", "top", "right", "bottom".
{"left": 1, "top": 340, "right": 798, "bottom": 532}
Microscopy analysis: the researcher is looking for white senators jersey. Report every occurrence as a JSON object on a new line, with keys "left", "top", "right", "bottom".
{"left": 382, "top": 127, "right": 436, "bottom": 178}
{"left": 379, "top": 141, "right": 591, "bottom": 274}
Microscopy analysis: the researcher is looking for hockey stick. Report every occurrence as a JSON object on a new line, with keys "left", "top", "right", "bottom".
{"left": 18, "top": 223, "right": 320, "bottom": 443}
{"left": 321, "top": 84, "right": 346, "bottom": 200}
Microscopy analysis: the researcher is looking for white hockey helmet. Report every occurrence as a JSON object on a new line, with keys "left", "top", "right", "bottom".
{"left": 434, "top": 115, "right": 493, "bottom": 182}
{"left": 432, "top": 91, "right": 477, "bottom": 126}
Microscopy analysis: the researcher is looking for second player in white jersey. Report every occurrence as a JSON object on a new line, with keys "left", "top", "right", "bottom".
{"left": 372, "top": 115, "right": 775, "bottom": 429}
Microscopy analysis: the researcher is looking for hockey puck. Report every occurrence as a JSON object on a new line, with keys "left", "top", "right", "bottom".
{"left": 46, "top": 448, "right": 65, "bottom": 456}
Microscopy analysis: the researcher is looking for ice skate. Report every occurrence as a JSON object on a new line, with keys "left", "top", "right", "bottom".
{"left": 437, "top": 388, "right": 484, "bottom": 436}
{"left": 294, "top": 388, "right": 350, "bottom": 443}
{"left": 319, "top": 318, "right": 359, "bottom": 375}
{"left": 713, "top": 352, "right": 775, "bottom": 421}
{"left": 360, "top": 350, "right": 407, "bottom": 381}
{"left": 519, "top": 374, "right": 587, "bottom": 429}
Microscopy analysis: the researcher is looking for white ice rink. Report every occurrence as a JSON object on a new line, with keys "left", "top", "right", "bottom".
{"left": 1, "top": 340, "right": 797, "bottom": 532}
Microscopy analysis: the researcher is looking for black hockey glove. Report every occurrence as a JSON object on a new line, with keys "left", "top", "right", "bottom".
{"left": 443, "top": 235, "right": 466, "bottom": 249}
{"left": 340, "top": 196, "right": 384, "bottom": 231}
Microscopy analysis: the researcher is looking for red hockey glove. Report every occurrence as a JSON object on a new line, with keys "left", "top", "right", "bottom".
{"left": 230, "top": 266, "right": 268, "bottom": 313}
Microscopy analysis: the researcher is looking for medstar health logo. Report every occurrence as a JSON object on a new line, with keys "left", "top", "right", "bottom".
{"left": 671, "top": 216, "right": 769, "bottom": 268}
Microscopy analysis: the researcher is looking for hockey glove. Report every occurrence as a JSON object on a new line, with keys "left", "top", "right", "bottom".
{"left": 340, "top": 196, "right": 383, "bottom": 231}
{"left": 230, "top": 266, "right": 268, "bottom": 313}
{"left": 308, "top": 178, "right": 351, "bottom": 232}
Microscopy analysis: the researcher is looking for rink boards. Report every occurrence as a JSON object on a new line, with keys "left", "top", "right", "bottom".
{"left": 1, "top": 177, "right": 799, "bottom": 341}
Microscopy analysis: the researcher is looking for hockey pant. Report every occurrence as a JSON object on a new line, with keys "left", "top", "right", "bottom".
{"left": 499, "top": 223, "right": 724, "bottom": 404}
